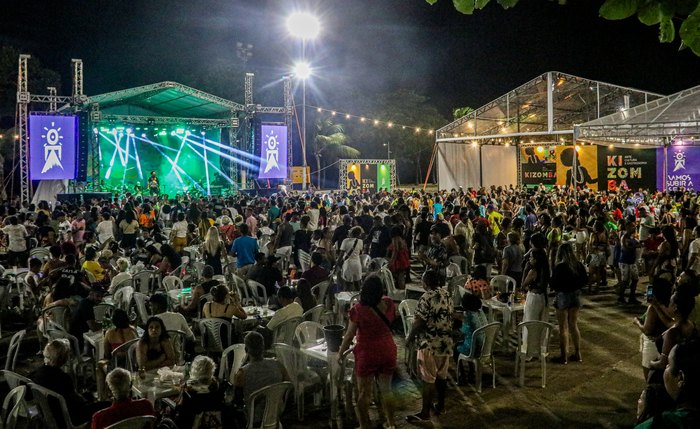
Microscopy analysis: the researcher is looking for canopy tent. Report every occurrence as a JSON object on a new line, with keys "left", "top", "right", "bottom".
{"left": 575, "top": 84, "right": 700, "bottom": 145}
{"left": 86, "top": 81, "right": 244, "bottom": 126}
{"left": 434, "top": 71, "right": 663, "bottom": 190}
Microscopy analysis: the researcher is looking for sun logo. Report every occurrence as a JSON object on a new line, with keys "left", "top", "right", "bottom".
{"left": 263, "top": 129, "right": 280, "bottom": 173}
{"left": 41, "top": 121, "right": 64, "bottom": 173}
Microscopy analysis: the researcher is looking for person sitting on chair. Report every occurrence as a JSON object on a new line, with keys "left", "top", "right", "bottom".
{"left": 91, "top": 368, "right": 155, "bottom": 429}
{"left": 233, "top": 332, "right": 288, "bottom": 426}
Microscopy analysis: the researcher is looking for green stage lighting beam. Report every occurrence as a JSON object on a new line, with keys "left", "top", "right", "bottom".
{"left": 142, "top": 136, "right": 205, "bottom": 193}
{"left": 185, "top": 142, "right": 234, "bottom": 184}
{"left": 169, "top": 133, "right": 188, "bottom": 175}
{"left": 185, "top": 137, "right": 258, "bottom": 171}
{"left": 121, "top": 133, "right": 132, "bottom": 186}
{"left": 200, "top": 137, "right": 261, "bottom": 162}
{"left": 202, "top": 136, "right": 211, "bottom": 196}
{"left": 132, "top": 134, "right": 144, "bottom": 179}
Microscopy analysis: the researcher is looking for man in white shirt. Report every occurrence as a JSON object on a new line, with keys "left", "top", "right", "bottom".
{"left": 307, "top": 201, "right": 320, "bottom": 231}
{"left": 265, "top": 286, "right": 303, "bottom": 332}
{"left": 1, "top": 216, "right": 28, "bottom": 267}
{"left": 638, "top": 206, "right": 655, "bottom": 242}
{"left": 150, "top": 293, "right": 195, "bottom": 340}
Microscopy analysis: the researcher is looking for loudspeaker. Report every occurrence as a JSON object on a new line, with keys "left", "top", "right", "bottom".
{"left": 75, "top": 112, "right": 90, "bottom": 181}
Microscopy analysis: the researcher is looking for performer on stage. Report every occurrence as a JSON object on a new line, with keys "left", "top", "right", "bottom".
{"left": 147, "top": 171, "right": 160, "bottom": 196}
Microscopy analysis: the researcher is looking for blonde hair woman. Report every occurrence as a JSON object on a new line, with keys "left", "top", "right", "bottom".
{"left": 202, "top": 226, "right": 227, "bottom": 275}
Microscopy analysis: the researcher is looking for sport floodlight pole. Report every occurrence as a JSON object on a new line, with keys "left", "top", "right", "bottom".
{"left": 287, "top": 12, "right": 320, "bottom": 191}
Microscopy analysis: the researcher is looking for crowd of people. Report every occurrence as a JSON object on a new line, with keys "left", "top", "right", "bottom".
{"left": 0, "top": 183, "right": 698, "bottom": 428}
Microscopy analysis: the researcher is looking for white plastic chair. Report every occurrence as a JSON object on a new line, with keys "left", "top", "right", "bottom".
{"left": 93, "top": 303, "right": 115, "bottom": 324}
{"left": 272, "top": 316, "right": 302, "bottom": 345}
{"left": 114, "top": 286, "right": 134, "bottom": 312}
{"left": 105, "top": 415, "right": 156, "bottom": 429}
{"left": 199, "top": 319, "right": 232, "bottom": 354}
{"left": 246, "top": 381, "right": 293, "bottom": 429}
{"left": 246, "top": 280, "right": 269, "bottom": 306}
{"left": 4, "top": 330, "right": 25, "bottom": 371}
{"left": 131, "top": 292, "right": 150, "bottom": 327}
{"left": 111, "top": 338, "right": 140, "bottom": 370}
{"left": 41, "top": 305, "right": 71, "bottom": 340}
{"left": 29, "top": 247, "right": 50, "bottom": 262}
{"left": 0, "top": 370, "right": 31, "bottom": 390}
{"left": 132, "top": 270, "right": 158, "bottom": 294}
{"left": 456, "top": 321, "right": 502, "bottom": 393}
{"left": 273, "top": 343, "right": 322, "bottom": 421}
{"left": 294, "top": 321, "right": 324, "bottom": 348}
{"left": 398, "top": 300, "right": 418, "bottom": 375}
{"left": 449, "top": 255, "right": 470, "bottom": 276}
{"left": 302, "top": 304, "right": 326, "bottom": 323}
{"left": 218, "top": 343, "right": 247, "bottom": 385}
{"left": 2, "top": 385, "right": 28, "bottom": 429}
{"left": 446, "top": 262, "right": 462, "bottom": 277}
{"left": 310, "top": 279, "right": 332, "bottom": 309}
{"left": 162, "top": 276, "right": 184, "bottom": 292}
{"left": 378, "top": 267, "right": 405, "bottom": 301}
{"left": 515, "top": 321, "right": 554, "bottom": 388}
{"left": 298, "top": 250, "right": 311, "bottom": 273}
{"left": 29, "top": 382, "right": 88, "bottom": 429}
{"left": 359, "top": 254, "right": 371, "bottom": 273}
{"left": 167, "top": 330, "right": 188, "bottom": 365}
{"left": 231, "top": 274, "right": 254, "bottom": 306}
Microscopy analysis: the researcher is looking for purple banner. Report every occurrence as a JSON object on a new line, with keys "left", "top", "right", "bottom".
{"left": 258, "top": 124, "right": 288, "bottom": 179}
{"left": 29, "top": 115, "right": 77, "bottom": 180}
{"left": 663, "top": 145, "right": 700, "bottom": 190}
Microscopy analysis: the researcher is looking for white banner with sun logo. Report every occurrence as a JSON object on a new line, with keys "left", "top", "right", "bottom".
{"left": 29, "top": 115, "right": 78, "bottom": 180}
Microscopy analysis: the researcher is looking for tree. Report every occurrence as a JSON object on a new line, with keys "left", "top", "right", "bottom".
{"left": 425, "top": 0, "right": 700, "bottom": 56}
{"left": 453, "top": 106, "right": 475, "bottom": 120}
{"left": 341, "top": 89, "right": 446, "bottom": 184}
{"left": 311, "top": 116, "right": 359, "bottom": 188}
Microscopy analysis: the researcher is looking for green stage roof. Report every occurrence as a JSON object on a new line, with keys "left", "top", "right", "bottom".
{"left": 87, "top": 81, "right": 244, "bottom": 119}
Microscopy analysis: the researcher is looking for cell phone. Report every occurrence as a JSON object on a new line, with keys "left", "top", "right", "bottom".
{"left": 646, "top": 285, "right": 654, "bottom": 301}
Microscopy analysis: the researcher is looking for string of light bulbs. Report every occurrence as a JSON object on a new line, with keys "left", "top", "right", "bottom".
{"left": 308, "top": 105, "right": 435, "bottom": 135}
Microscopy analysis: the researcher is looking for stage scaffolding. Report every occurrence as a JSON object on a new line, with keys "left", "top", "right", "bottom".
{"left": 14, "top": 55, "right": 293, "bottom": 203}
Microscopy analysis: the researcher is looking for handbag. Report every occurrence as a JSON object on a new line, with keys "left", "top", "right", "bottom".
{"left": 335, "top": 239, "right": 360, "bottom": 275}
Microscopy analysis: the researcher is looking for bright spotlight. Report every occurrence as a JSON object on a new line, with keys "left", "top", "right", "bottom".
{"left": 126, "top": 128, "right": 132, "bottom": 134}
{"left": 293, "top": 62, "right": 312, "bottom": 80}
{"left": 141, "top": 133, "right": 146, "bottom": 138}
{"left": 286, "top": 12, "right": 320, "bottom": 40}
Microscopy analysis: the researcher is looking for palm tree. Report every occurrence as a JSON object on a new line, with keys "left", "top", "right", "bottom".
{"left": 311, "top": 116, "right": 359, "bottom": 188}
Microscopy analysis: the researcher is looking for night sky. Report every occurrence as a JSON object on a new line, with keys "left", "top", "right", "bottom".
{"left": 2, "top": 0, "right": 699, "bottom": 118}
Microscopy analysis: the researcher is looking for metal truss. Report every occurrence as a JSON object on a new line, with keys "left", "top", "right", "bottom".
{"left": 47, "top": 87, "right": 57, "bottom": 112}
{"left": 99, "top": 114, "right": 235, "bottom": 127}
{"left": 284, "top": 76, "right": 292, "bottom": 183}
{"left": 72, "top": 59, "right": 87, "bottom": 105}
{"left": 338, "top": 159, "right": 397, "bottom": 192}
{"left": 17, "top": 54, "right": 30, "bottom": 203}
{"left": 87, "top": 81, "right": 245, "bottom": 111}
{"left": 245, "top": 73, "right": 254, "bottom": 106}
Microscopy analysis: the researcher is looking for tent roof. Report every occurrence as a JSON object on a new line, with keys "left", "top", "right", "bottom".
{"left": 576, "top": 84, "right": 700, "bottom": 144}
{"left": 87, "top": 81, "right": 244, "bottom": 119}
{"left": 437, "top": 72, "right": 663, "bottom": 144}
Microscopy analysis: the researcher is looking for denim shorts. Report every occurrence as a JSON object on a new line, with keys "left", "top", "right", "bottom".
{"left": 554, "top": 290, "right": 582, "bottom": 310}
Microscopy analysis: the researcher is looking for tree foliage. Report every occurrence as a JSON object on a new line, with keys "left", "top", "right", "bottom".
{"left": 425, "top": 0, "right": 700, "bottom": 56}
{"left": 311, "top": 116, "right": 358, "bottom": 188}
{"left": 453, "top": 106, "right": 475, "bottom": 120}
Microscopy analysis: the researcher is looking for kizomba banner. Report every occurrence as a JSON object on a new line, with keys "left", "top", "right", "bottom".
{"left": 599, "top": 146, "right": 657, "bottom": 192}
{"left": 29, "top": 114, "right": 78, "bottom": 180}
{"left": 660, "top": 145, "right": 700, "bottom": 190}
{"left": 258, "top": 124, "right": 288, "bottom": 180}
{"left": 555, "top": 145, "right": 599, "bottom": 190}
{"left": 520, "top": 146, "right": 557, "bottom": 186}
{"left": 347, "top": 163, "right": 392, "bottom": 192}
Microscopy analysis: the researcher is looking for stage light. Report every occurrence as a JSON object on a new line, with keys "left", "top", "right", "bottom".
{"left": 141, "top": 133, "right": 146, "bottom": 138}
{"left": 374, "top": 120, "right": 379, "bottom": 125}
{"left": 286, "top": 12, "right": 321, "bottom": 40}
{"left": 346, "top": 114, "right": 350, "bottom": 119}
{"left": 201, "top": 131, "right": 206, "bottom": 135}
{"left": 536, "top": 146, "right": 543, "bottom": 153}
{"left": 92, "top": 128, "right": 98, "bottom": 134}
{"left": 135, "top": 127, "right": 140, "bottom": 131}
{"left": 170, "top": 131, "right": 176, "bottom": 136}
{"left": 176, "top": 128, "right": 185, "bottom": 134}
{"left": 360, "top": 117, "right": 366, "bottom": 122}
{"left": 185, "top": 131, "right": 191, "bottom": 136}
{"left": 575, "top": 145, "right": 581, "bottom": 152}
{"left": 293, "top": 62, "right": 312, "bottom": 80}
{"left": 159, "top": 131, "right": 167, "bottom": 136}
{"left": 331, "top": 111, "right": 336, "bottom": 116}
{"left": 317, "top": 108, "right": 321, "bottom": 112}
{"left": 126, "top": 128, "right": 132, "bottom": 133}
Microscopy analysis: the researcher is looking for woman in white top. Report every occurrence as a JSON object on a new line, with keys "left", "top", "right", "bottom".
{"left": 339, "top": 226, "right": 364, "bottom": 290}
{"left": 170, "top": 213, "right": 189, "bottom": 253}
{"left": 95, "top": 213, "right": 115, "bottom": 245}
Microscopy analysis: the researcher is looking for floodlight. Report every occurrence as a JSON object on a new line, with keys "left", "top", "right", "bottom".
{"left": 286, "top": 12, "right": 320, "bottom": 39}
{"left": 293, "top": 62, "right": 312, "bottom": 80}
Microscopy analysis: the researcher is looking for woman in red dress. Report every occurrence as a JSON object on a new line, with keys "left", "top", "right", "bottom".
{"left": 338, "top": 276, "right": 397, "bottom": 429}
